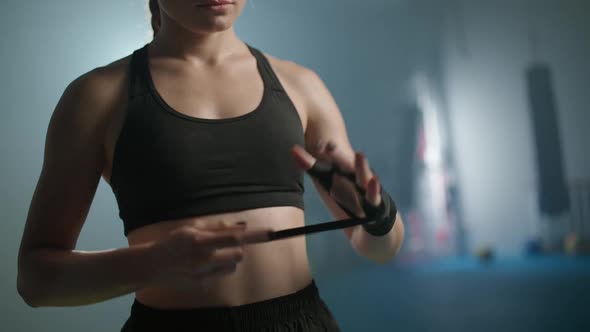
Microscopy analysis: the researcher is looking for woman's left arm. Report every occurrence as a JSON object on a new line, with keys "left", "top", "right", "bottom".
{"left": 289, "top": 67, "right": 405, "bottom": 264}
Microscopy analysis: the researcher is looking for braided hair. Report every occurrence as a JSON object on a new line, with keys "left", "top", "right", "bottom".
{"left": 148, "top": 0, "right": 161, "bottom": 38}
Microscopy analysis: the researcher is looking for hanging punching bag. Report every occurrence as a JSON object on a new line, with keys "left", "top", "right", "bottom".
{"left": 525, "top": 63, "right": 570, "bottom": 216}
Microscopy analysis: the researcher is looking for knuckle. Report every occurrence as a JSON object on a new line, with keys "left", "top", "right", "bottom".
{"left": 173, "top": 226, "right": 194, "bottom": 237}
{"left": 191, "top": 232, "right": 205, "bottom": 246}
{"left": 230, "top": 233, "right": 243, "bottom": 244}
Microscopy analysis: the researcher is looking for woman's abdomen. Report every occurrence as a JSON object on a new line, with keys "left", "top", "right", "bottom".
{"left": 127, "top": 206, "right": 313, "bottom": 309}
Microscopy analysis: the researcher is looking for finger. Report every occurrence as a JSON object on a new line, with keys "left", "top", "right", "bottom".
{"left": 355, "top": 152, "right": 373, "bottom": 189}
{"left": 198, "top": 263, "right": 239, "bottom": 280}
{"left": 207, "top": 247, "right": 244, "bottom": 265}
{"left": 197, "top": 220, "right": 247, "bottom": 231}
{"left": 291, "top": 144, "right": 317, "bottom": 171}
{"left": 197, "top": 230, "right": 247, "bottom": 249}
{"left": 366, "top": 176, "right": 382, "bottom": 206}
{"left": 324, "top": 141, "right": 355, "bottom": 173}
{"left": 207, "top": 264, "right": 238, "bottom": 277}
{"left": 240, "top": 228, "right": 273, "bottom": 245}
{"left": 193, "top": 247, "right": 243, "bottom": 277}
{"left": 311, "top": 141, "right": 335, "bottom": 165}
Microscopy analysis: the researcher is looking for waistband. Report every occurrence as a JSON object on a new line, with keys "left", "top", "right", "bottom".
{"left": 128, "top": 280, "right": 322, "bottom": 331}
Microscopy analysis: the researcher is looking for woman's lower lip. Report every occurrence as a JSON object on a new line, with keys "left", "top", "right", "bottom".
{"left": 198, "top": 3, "right": 233, "bottom": 11}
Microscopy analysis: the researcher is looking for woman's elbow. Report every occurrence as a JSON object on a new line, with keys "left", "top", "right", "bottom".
{"left": 17, "top": 272, "right": 42, "bottom": 308}
{"left": 17, "top": 252, "right": 49, "bottom": 308}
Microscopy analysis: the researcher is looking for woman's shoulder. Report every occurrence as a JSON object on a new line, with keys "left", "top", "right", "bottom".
{"left": 51, "top": 53, "right": 135, "bottom": 144}
{"left": 262, "top": 52, "right": 320, "bottom": 89}
{"left": 257, "top": 51, "right": 328, "bottom": 115}
{"left": 70, "top": 54, "right": 132, "bottom": 101}
{"left": 58, "top": 53, "right": 135, "bottom": 118}
{"left": 261, "top": 52, "right": 333, "bottom": 110}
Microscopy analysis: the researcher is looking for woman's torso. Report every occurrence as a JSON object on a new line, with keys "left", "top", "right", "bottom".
{"left": 99, "top": 43, "right": 312, "bottom": 309}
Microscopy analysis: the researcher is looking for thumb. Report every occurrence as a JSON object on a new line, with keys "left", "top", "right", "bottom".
{"left": 291, "top": 144, "right": 316, "bottom": 171}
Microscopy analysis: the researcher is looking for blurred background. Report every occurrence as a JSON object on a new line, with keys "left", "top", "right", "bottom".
{"left": 1, "top": 0, "right": 589, "bottom": 331}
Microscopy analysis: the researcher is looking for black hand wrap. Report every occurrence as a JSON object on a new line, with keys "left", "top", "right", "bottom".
{"left": 307, "top": 160, "right": 397, "bottom": 236}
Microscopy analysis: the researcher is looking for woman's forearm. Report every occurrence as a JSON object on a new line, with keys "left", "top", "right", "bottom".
{"left": 17, "top": 242, "right": 157, "bottom": 307}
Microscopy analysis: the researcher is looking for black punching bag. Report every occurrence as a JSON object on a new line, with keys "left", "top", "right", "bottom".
{"left": 526, "top": 63, "right": 570, "bottom": 216}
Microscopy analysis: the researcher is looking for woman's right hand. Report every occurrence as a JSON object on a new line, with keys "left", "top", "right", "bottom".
{"left": 148, "top": 222, "right": 271, "bottom": 291}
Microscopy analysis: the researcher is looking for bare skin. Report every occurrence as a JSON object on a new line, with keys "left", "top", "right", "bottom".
{"left": 17, "top": 0, "right": 404, "bottom": 310}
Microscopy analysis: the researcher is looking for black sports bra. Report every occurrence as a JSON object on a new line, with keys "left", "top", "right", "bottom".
{"left": 110, "top": 44, "right": 305, "bottom": 236}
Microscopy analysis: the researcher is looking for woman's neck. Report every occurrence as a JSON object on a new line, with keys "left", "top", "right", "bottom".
{"left": 150, "top": 21, "right": 244, "bottom": 65}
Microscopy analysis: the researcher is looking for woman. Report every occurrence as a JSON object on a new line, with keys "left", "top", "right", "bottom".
{"left": 17, "top": 0, "right": 405, "bottom": 331}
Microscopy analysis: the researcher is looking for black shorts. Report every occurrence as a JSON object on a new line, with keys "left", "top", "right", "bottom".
{"left": 121, "top": 280, "right": 341, "bottom": 332}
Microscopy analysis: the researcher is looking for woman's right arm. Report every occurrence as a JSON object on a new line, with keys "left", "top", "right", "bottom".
{"left": 16, "top": 67, "right": 160, "bottom": 307}
{"left": 17, "top": 63, "right": 272, "bottom": 308}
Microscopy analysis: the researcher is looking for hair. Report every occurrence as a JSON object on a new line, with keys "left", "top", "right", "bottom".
{"left": 148, "top": 0, "right": 161, "bottom": 38}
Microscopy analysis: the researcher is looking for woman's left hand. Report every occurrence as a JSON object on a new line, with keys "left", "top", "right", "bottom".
{"left": 291, "top": 142, "right": 382, "bottom": 216}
